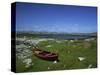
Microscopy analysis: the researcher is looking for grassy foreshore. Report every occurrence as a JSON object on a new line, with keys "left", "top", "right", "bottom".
{"left": 16, "top": 37, "right": 97, "bottom": 72}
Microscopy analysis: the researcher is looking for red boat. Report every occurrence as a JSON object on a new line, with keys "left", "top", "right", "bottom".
{"left": 32, "top": 49, "right": 58, "bottom": 61}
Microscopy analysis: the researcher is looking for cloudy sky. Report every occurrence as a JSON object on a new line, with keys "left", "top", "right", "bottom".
{"left": 16, "top": 2, "right": 97, "bottom": 33}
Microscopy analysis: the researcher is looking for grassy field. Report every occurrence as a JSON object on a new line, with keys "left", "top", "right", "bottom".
{"left": 16, "top": 39, "right": 97, "bottom": 72}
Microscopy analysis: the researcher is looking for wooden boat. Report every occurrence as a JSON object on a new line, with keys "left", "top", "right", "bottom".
{"left": 32, "top": 49, "right": 58, "bottom": 61}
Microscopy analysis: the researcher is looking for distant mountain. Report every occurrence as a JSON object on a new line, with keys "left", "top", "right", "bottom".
{"left": 16, "top": 31, "right": 97, "bottom": 37}
{"left": 17, "top": 30, "right": 97, "bottom": 33}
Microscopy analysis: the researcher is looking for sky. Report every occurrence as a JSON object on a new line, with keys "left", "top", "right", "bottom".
{"left": 16, "top": 2, "right": 97, "bottom": 33}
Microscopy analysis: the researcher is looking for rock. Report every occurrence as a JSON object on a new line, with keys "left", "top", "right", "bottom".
{"left": 16, "top": 44, "right": 27, "bottom": 50}
{"left": 48, "top": 67, "right": 50, "bottom": 69}
{"left": 16, "top": 37, "right": 26, "bottom": 41}
{"left": 56, "top": 41, "right": 61, "bottom": 43}
{"left": 78, "top": 57, "right": 85, "bottom": 61}
{"left": 85, "top": 38, "right": 95, "bottom": 41}
{"left": 64, "top": 65, "right": 66, "bottom": 68}
{"left": 53, "top": 60, "right": 57, "bottom": 64}
{"left": 88, "top": 64, "right": 92, "bottom": 68}
{"left": 23, "top": 58, "right": 32, "bottom": 68}
{"left": 70, "top": 40, "right": 74, "bottom": 42}
{"left": 65, "top": 40, "right": 68, "bottom": 41}
{"left": 46, "top": 45, "right": 52, "bottom": 47}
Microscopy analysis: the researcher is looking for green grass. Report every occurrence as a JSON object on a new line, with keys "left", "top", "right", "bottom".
{"left": 16, "top": 57, "right": 26, "bottom": 72}
{"left": 16, "top": 39, "right": 97, "bottom": 72}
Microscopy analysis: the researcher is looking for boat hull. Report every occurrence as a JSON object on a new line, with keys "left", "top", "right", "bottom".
{"left": 32, "top": 49, "right": 58, "bottom": 61}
